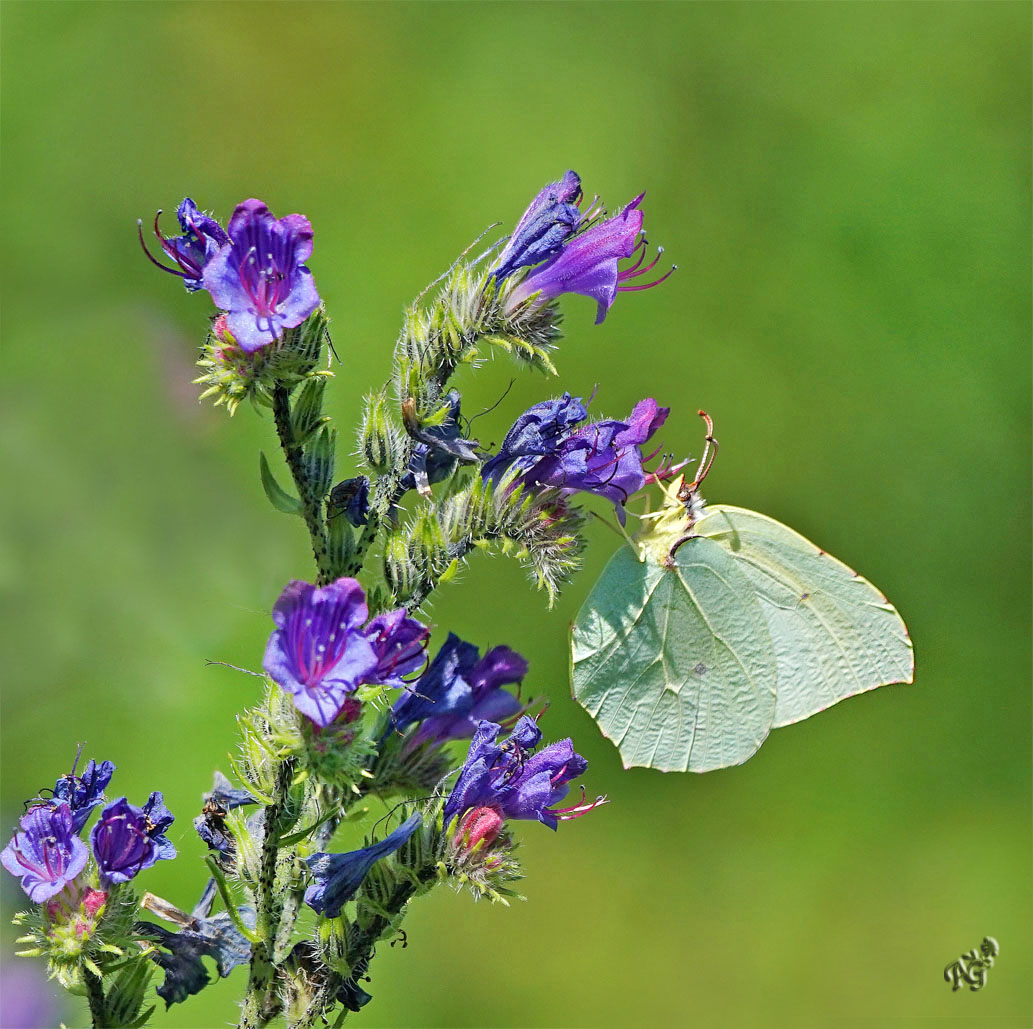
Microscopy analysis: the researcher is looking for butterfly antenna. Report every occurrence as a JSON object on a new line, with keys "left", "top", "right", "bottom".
{"left": 687, "top": 410, "right": 718, "bottom": 491}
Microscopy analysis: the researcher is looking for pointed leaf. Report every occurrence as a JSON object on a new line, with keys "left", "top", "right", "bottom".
{"left": 259, "top": 452, "right": 302, "bottom": 516}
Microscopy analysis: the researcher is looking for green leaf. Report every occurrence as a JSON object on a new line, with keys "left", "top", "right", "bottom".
{"left": 570, "top": 505, "right": 913, "bottom": 772}
{"left": 259, "top": 452, "right": 302, "bottom": 515}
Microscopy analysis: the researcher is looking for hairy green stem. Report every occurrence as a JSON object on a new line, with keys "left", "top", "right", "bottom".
{"left": 240, "top": 758, "right": 296, "bottom": 1029}
{"left": 205, "top": 855, "right": 261, "bottom": 945}
{"left": 83, "top": 966, "right": 108, "bottom": 1028}
{"left": 272, "top": 384, "right": 334, "bottom": 586}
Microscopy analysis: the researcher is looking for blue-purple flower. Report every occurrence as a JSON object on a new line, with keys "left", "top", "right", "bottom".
{"left": 304, "top": 813, "right": 422, "bottom": 918}
{"left": 485, "top": 395, "right": 669, "bottom": 521}
{"left": 1, "top": 803, "right": 89, "bottom": 902}
{"left": 392, "top": 633, "right": 527, "bottom": 748}
{"left": 506, "top": 193, "right": 674, "bottom": 323}
{"left": 139, "top": 198, "right": 230, "bottom": 292}
{"left": 203, "top": 199, "right": 320, "bottom": 353}
{"left": 362, "top": 609, "right": 430, "bottom": 690}
{"left": 51, "top": 756, "right": 115, "bottom": 834}
{"left": 193, "top": 772, "right": 258, "bottom": 856}
{"left": 90, "top": 793, "right": 176, "bottom": 886}
{"left": 444, "top": 717, "right": 603, "bottom": 832}
{"left": 263, "top": 578, "right": 378, "bottom": 727}
{"left": 492, "top": 171, "right": 583, "bottom": 284}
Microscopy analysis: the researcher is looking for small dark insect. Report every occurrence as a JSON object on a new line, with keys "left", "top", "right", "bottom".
{"left": 390, "top": 930, "right": 409, "bottom": 949}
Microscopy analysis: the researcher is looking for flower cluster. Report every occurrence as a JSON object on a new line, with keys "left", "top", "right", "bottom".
{"left": 263, "top": 577, "right": 429, "bottom": 727}
{"left": 493, "top": 171, "right": 674, "bottom": 324}
{"left": 484, "top": 393, "right": 672, "bottom": 521}
{"left": 444, "top": 716, "right": 603, "bottom": 836}
{"left": 2, "top": 756, "right": 175, "bottom": 903}
{"left": 141, "top": 196, "right": 320, "bottom": 351}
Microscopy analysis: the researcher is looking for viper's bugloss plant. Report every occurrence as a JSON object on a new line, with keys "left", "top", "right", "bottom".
{"left": 11, "top": 168, "right": 798, "bottom": 1028}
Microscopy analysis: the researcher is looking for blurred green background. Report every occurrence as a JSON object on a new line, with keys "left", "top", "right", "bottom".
{"left": 2, "top": 2, "right": 1030, "bottom": 1027}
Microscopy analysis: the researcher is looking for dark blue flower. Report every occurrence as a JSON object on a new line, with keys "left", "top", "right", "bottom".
{"left": 263, "top": 578, "right": 379, "bottom": 727}
{"left": 492, "top": 171, "right": 583, "bottom": 284}
{"left": 91, "top": 795, "right": 176, "bottom": 886}
{"left": 401, "top": 391, "right": 479, "bottom": 497}
{"left": 444, "top": 717, "right": 602, "bottom": 831}
{"left": 304, "top": 813, "right": 422, "bottom": 918}
{"left": 362, "top": 609, "right": 430, "bottom": 690}
{"left": 193, "top": 773, "right": 257, "bottom": 855}
{"left": 1, "top": 803, "right": 89, "bottom": 902}
{"left": 507, "top": 194, "right": 674, "bottom": 323}
{"left": 203, "top": 198, "right": 320, "bottom": 352}
{"left": 329, "top": 476, "right": 371, "bottom": 528}
{"left": 135, "top": 879, "right": 254, "bottom": 1007}
{"left": 51, "top": 756, "right": 115, "bottom": 834}
{"left": 193, "top": 772, "right": 258, "bottom": 856}
{"left": 394, "top": 634, "right": 527, "bottom": 748}
{"left": 485, "top": 396, "right": 669, "bottom": 521}
{"left": 481, "top": 392, "right": 588, "bottom": 482}
{"left": 139, "top": 198, "right": 230, "bottom": 292}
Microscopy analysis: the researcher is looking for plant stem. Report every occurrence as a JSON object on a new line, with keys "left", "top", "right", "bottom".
{"left": 83, "top": 966, "right": 108, "bottom": 1028}
{"left": 272, "top": 384, "right": 334, "bottom": 586}
{"left": 239, "top": 758, "right": 296, "bottom": 1029}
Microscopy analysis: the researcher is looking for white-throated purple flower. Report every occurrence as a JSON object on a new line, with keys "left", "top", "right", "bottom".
{"left": 443, "top": 717, "right": 604, "bottom": 833}
{"left": 138, "top": 198, "right": 229, "bottom": 292}
{"left": 90, "top": 793, "right": 176, "bottom": 886}
{"left": 263, "top": 578, "right": 379, "bottom": 727}
{"left": 492, "top": 170, "right": 583, "bottom": 284}
{"left": 304, "top": 813, "right": 422, "bottom": 918}
{"left": 485, "top": 395, "right": 670, "bottom": 522}
{"left": 50, "top": 755, "right": 115, "bottom": 834}
{"left": 362, "top": 608, "right": 430, "bottom": 690}
{"left": 203, "top": 198, "right": 320, "bottom": 353}
{"left": 1, "top": 803, "right": 88, "bottom": 902}
{"left": 507, "top": 194, "right": 674, "bottom": 324}
{"left": 393, "top": 633, "right": 527, "bottom": 748}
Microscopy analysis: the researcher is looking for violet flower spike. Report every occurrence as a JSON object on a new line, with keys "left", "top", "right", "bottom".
{"left": 304, "top": 814, "right": 422, "bottom": 918}
{"left": 263, "top": 578, "right": 378, "bottom": 728}
{"left": 138, "top": 198, "right": 229, "bottom": 292}
{"left": 1, "top": 803, "right": 89, "bottom": 902}
{"left": 508, "top": 194, "right": 675, "bottom": 323}
{"left": 492, "top": 170, "right": 583, "bottom": 284}
{"left": 203, "top": 198, "right": 320, "bottom": 353}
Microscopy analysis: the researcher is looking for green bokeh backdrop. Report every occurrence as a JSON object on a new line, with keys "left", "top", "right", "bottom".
{"left": 2, "top": 3, "right": 1030, "bottom": 1027}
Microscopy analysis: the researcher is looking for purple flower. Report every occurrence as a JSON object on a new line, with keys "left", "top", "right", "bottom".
{"left": 444, "top": 717, "right": 603, "bottom": 832}
{"left": 485, "top": 395, "right": 669, "bottom": 521}
{"left": 392, "top": 634, "right": 527, "bottom": 747}
{"left": 139, "top": 198, "right": 230, "bottom": 292}
{"left": 90, "top": 794, "right": 176, "bottom": 886}
{"left": 51, "top": 756, "right": 115, "bottom": 834}
{"left": 203, "top": 199, "right": 320, "bottom": 353}
{"left": 1, "top": 803, "right": 88, "bottom": 902}
{"left": 362, "top": 609, "right": 430, "bottom": 690}
{"left": 263, "top": 578, "right": 378, "bottom": 727}
{"left": 507, "top": 194, "right": 674, "bottom": 323}
{"left": 304, "top": 813, "right": 422, "bottom": 918}
{"left": 492, "top": 171, "right": 583, "bottom": 284}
